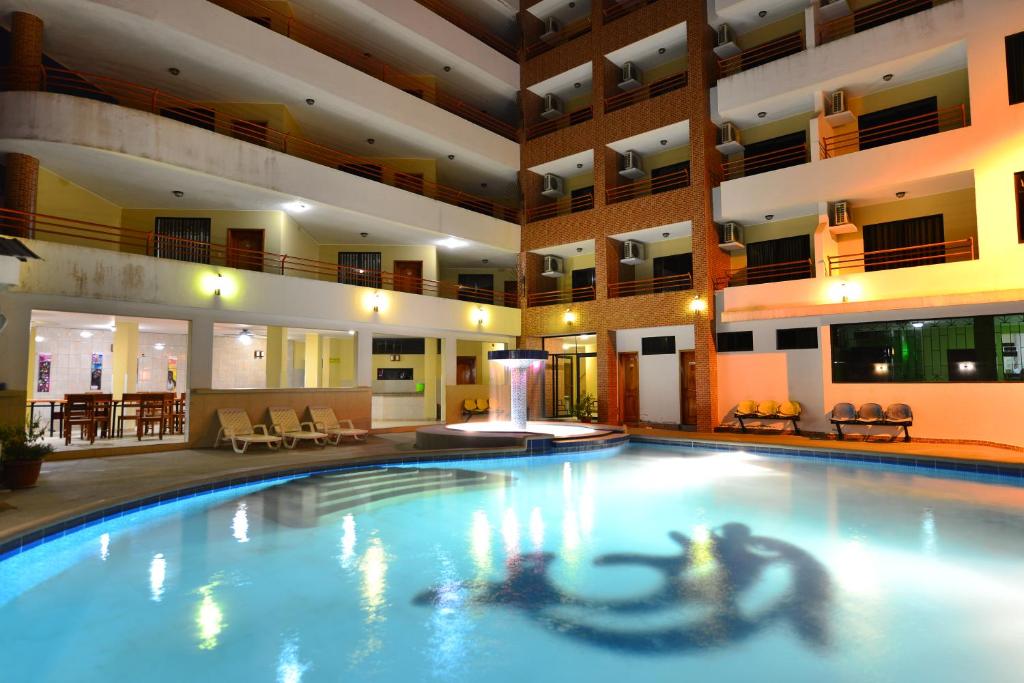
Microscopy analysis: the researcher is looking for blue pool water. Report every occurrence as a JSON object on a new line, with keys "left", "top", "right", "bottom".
{"left": 3, "top": 444, "right": 1024, "bottom": 682}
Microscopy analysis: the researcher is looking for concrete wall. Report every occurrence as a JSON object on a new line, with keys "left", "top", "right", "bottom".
{"left": 615, "top": 324, "right": 695, "bottom": 424}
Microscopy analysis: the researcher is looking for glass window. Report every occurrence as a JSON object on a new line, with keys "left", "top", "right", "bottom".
{"left": 1006, "top": 32, "right": 1024, "bottom": 105}
{"left": 717, "top": 331, "right": 753, "bottom": 352}
{"left": 1016, "top": 172, "right": 1024, "bottom": 242}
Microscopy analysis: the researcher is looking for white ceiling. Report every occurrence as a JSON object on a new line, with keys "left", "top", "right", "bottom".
{"left": 441, "top": 0, "right": 520, "bottom": 41}
{"left": 31, "top": 310, "right": 190, "bottom": 335}
{"left": 528, "top": 149, "right": 594, "bottom": 177}
{"left": 527, "top": 62, "right": 594, "bottom": 97}
{"left": 710, "top": 0, "right": 809, "bottom": 34}
{"left": 530, "top": 239, "right": 595, "bottom": 259}
{"left": 214, "top": 322, "right": 359, "bottom": 340}
{"left": 527, "top": 0, "right": 591, "bottom": 23}
{"left": 607, "top": 120, "right": 690, "bottom": 155}
{"left": 610, "top": 221, "right": 694, "bottom": 242}
{"left": 605, "top": 21, "right": 687, "bottom": 70}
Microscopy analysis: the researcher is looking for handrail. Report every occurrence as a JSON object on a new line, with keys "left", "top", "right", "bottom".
{"left": 608, "top": 273, "right": 693, "bottom": 298}
{"left": 0, "top": 208, "right": 519, "bottom": 307}
{"left": 827, "top": 237, "right": 974, "bottom": 273}
{"left": 525, "top": 105, "right": 594, "bottom": 141}
{"left": 819, "top": 104, "right": 967, "bottom": 159}
{"left": 606, "top": 168, "right": 691, "bottom": 204}
{"left": 524, "top": 16, "right": 592, "bottom": 60}
{"left": 0, "top": 65, "right": 519, "bottom": 223}
{"left": 527, "top": 285, "right": 596, "bottom": 307}
{"left": 412, "top": 0, "right": 519, "bottom": 60}
{"left": 718, "top": 31, "right": 804, "bottom": 78}
{"left": 524, "top": 193, "right": 595, "bottom": 222}
{"left": 715, "top": 258, "right": 815, "bottom": 288}
{"left": 602, "top": 0, "right": 659, "bottom": 23}
{"left": 721, "top": 142, "right": 808, "bottom": 180}
{"left": 206, "top": 0, "right": 518, "bottom": 140}
{"left": 817, "top": 0, "right": 952, "bottom": 45}
{"left": 604, "top": 70, "right": 688, "bottom": 114}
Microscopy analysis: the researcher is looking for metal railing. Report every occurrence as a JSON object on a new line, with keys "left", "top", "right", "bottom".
{"left": 525, "top": 105, "right": 593, "bottom": 141}
{"left": 524, "top": 16, "right": 592, "bottom": 60}
{"left": 606, "top": 168, "right": 690, "bottom": 204}
{"left": 827, "top": 238, "right": 974, "bottom": 273}
{"left": 602, "top": 0, "right": 659, "bottom": 23}
{"left": 718, "top": 31, "right": 804, "bottom": 78}
{"left": 1, "top": 65, "right": 519, "bottom": 223}
{"left": 526, "top": 285, "right": 596, "bottom": 307}
{"left": 818, "top": 0, "right": 952, "bottom": 45}
{"left": 819, "top": 104, "right": 967, "bottom": 158}
{"left": 721, "top": 143, "right": 809, "bottom": 180}
{"left": 604, "top": 70, "right": 688, "bottom": 114}
{"left": 524, "top": 193, "right": 595, "bottom": 222}
{"left": 0, "top": 208, "right": 520, "bottom": 307}
{"left": 608, "top": 273, "right": 692, "bottom": 298}
{"left": 412, "top": 0, "right": 519, "bottom": 60}
{"left": 715, "top": 258, "right": 815, "bottom": 288}
{"left": 207, "top": 0, "right": 518, "bottom": 140}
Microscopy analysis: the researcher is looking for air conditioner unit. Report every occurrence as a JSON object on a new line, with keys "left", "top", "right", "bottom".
{"left": 618, "top": 61, "right": 643, "bottom": 91}
{"left": 824, "top": 89, "right": 856, "bottom": 126}
{"left": 619, "top": 150, "right": 645, "bottom": 180}
{"left": 541, "top": 93, "right": 564, "bottom": 120}
{"left": 713, "top": 24, "right": 741, "bottom": 58}
{"left": 819, "top": 0, "right": 852, "bottom": 22}
{"left": 620, "top": 240, "right": 646, "bottom": 265}
{"left": 540, "top": 16, "right": 561, "bottom": 43}
{"left": 718, "top": 222, "right": 745, "bottom": 252}
{"left": 542, "top": 254, "right": 565, "bottom": 278}
{"left": 828, "top": 200, "right": 857, "bottom": 235}
{"left": 541, "top": 173, "right": 565, "bottom": 198}
{"left": 715, "top": 122, "right": 744, "bottom": 154}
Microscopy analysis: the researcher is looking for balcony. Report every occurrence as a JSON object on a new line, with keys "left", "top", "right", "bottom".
{"left": 602, "top": 0, "right": 659, "bottom": 23}
{"left": 0, "top": 209, "right": 520, "bottom": 308}
{"left": 717, "top": 31, "right": 805, "bottom": 79}
{"left": 721, "top": 142, "right": 809, "bottom": 181}
{"left": 608, "top": 273, "right": 692, "bottom": 298}
{"left": 817, "top": 0, "right": 955, "bottom": 46}
{"left": 604, "top": 70, "right": 688, "bottom": 114}
{"left": 820, "top": 105, "right": 968, "bottom": 159}
{"left": 606, "top": 167, "right": 690, "bottom": 204}
{"left": 5, "top": 65, "right": 519, "bottom": 223}
{"left": 827, "top": 238, "right": 975, "bottom": 274}
{"left": 524, "top": 7, "right": 593, "bottom": 61}
{"left": 525, "top": 106, "right": 594, "bottom": 141}
{"left": 412, "top": 0, "right": 519, "bottom": 60}
{"left": 524, "top": 193, "right": 595, "bottom": 223}
{"left": 716, "top": 259, "right": 815, "bottom": 288}
{"left": 527, "top": 285, "right": 596, "bottom": 307}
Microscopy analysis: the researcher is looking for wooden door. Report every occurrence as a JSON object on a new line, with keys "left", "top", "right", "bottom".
{"left": 619, "top": 352, "right": 639, "bottom": 424}
{"left": 680, "top": 351, "right": 697, "bottom": 426}
{"left": 226, "top": 229, "right": 265, "bottom": 271}
{"left": 456, "top": 356, "right": 477, "bottom": 385}
{"left": 393, "top": 260, "right": 423, "bottom": 294}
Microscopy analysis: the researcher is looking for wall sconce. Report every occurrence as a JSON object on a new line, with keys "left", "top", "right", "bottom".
{"left": 957, "top": 361, "right": 976, "bottom": 373}
{"left": 873, "top": 362, "right": 889, "bottom": 375}
{"left": 214, "top": 273, "right": 223, "bottom": 297}
{"left": 372, "top": 291, "right": 382, "bottom": 312}
{"left": 473, "top": 306, "right": 486, "bottom": 326}
{"left": 689, "top": 296, "right": 707, "bottom": 313}
{"left": 254, "top": 350, "right": 265, "bottom": 359}
{"left": 564, "top": 308, "right": 576, "bottom": 325}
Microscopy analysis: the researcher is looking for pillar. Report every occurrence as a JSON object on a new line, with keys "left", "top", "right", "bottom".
{"left": 111, "top": 320, "right": 139, "bottom": 399}
{"left": 189, "top": 318, "right": 215, "bottom": 391}
{"left": 3, "top": 153, "right": 39, "bottom": 236}
{"left": 596, "top": 329, "right": 618, "bottom": 424}
{"left": 9, "top": 12, "right": 44, "bottom": 91}
{"left": 304, "top": 333, "right": 321, "bottom": 388}
{"left": 356, "top": 332, "right": 373, "bottom": 387}
{"left": 24, "top": 324, "right": 37, "bottom": 403}
{"left": 265, "top": 326, "right": 289, "bottom": 388}
{"left": 423, "top": 337, "right": 438, "bottom": 420}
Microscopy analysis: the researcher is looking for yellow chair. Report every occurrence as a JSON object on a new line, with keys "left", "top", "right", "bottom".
{"left": 755, "top": 400, "right": 780, "bottom": 417}
{"left": 476, "top": 398, "right": 489, "bottom": 411}
{"left": 778, "top": 400, "right": 802, "bottom": 418}
{"left": 735, "top": 399, "right": 759, "bottom": 417}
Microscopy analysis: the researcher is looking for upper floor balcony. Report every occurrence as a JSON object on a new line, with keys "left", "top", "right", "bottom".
{"left": 525, "top": 240, "right": 597, "bottom": 307}
{"left": 606, "top": 225, "right": 694, "bottom": 298}
{"left": 603, "top": 21, "right": 688, "bottom": 115}
{"left": 411, "top": 0, "right": 520, "bottom": 60}
{"left": 524, "top": 150, "right": 595, "bottom": 224}
{"left": 524, "top": 63, "right": 594, "bottom": 142}
{"left": 605, "top": 121, "right": 691, "bottom": 204}
{"left": 523, "top": 0, "right": 593, "bottom": 61}
{"left": 816, "top": 0, "right": 956, "bottom": 47}
{"left": 601, "top": 0, "right": 661, "bottom": 24}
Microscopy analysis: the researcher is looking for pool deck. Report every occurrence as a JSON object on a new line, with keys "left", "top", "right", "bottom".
{"left": 2, "top": 428, "right": 1023, "bottom": 553}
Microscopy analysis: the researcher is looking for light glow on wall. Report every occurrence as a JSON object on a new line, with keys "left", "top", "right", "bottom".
{"left": 366, "top": 290, "right": 387, "bottom": 313}
{"left": 689, "top": 296, "right": 707, "bottom": 313}
{"left": 563, "top": 308, "right": 576, "bottom": 325}
{"left": 201, "top": 271, "right": 237, "bottom": 299}
{"left": 472, "top": 306, "right": 486, "bottom": 326}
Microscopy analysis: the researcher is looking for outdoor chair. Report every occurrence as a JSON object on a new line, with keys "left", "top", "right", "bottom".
{"left": 308, "top": 406, "right": 368, "bottom": 445}
{"left": 214, "top": 407, "right": 282, "bottom": 454}
{"left": 268, "top": 406, "right": 328, "bottom": 449}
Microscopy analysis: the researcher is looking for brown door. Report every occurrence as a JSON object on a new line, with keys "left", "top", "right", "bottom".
{"left": 393, "top": 260, "right": 423, "bottom": 294}
{"left": 680, "top": 351, "right": 697, "bottom": 425}
{"left": 456, "top": 356, "right": 477, "bottom": 385}
{"left": 226, "top": 229, "right": 265, "bottom": 272}
{"left": 619, "top": 352, "right": 639, "bottom": 424}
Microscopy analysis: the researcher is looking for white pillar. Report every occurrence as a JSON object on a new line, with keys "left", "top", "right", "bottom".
{"left": 189, "top": 317, "right": 215, "bottom": 390}
{"left": 0, "top": 295, "right": 31, "bottom": 391}
{"left": 356, "top": 331, "right": 374, "bottom": 387}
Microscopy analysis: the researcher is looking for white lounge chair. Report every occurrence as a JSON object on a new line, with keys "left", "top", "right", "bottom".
{"left": 309, "top": 406, "right": 369, "bottom": 445}
{"left": 269, "top": 406, "right": 328, "bottom": 448}
{"left": 215, "top": 408, "right": 282, "bottom": 454}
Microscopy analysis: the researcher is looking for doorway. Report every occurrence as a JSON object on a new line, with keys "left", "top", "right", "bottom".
{"left": 227, "top": 229, "right": 265, "bottom": 272}
{"left": 542, "top": 335, "right": 598, "bottom": 418}
{"left": 393, "top": 260, "right": 423, "bottom": 294}
{"left": 456, "top": 356, "right": 477, "bottom": 385}
{"left": 679, "top": 351, "right": 696, "bottom": 426}
{"left": 619, "top": 351, "right": 639, "bottom": 424}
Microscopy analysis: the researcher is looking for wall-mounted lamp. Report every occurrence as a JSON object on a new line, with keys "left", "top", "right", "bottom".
{"left": 839, "top": 282, "right": 849, "bottom": 303}
{"left": 214, "top": 273, "right": 223, "bottom": 297}
{"left": 254, "top": 350, "right": 265, "bottom": 359}
{"left": 689, "top": 296, "right": 707, "bottom": 313}
{"left": 873, "top": 362, "right": 890, "bottom": 375}
{"left": 564, "top": 308, "right": 576, "bottom": 326}
{"left": 473, "top": 306, "right": 486, "bottom": 326}
{"left": 372, "top": 291, "right": 382, "bottom": 312}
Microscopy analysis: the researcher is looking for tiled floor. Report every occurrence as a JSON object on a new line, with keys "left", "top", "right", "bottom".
{"left": 44, "top": 433, "right": 188, "bottom": 453}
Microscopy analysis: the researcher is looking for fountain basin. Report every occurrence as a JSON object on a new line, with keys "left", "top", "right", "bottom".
{"left": 415, "top": 421, "right": 620, "bottom": 451}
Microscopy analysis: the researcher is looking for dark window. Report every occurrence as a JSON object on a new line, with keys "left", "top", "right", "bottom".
{"left": 641, "top": 336, "right": 676, "bottom": 355}
{"left": 717, "top": 331, "right": 754, "bottom": 352}
{"left": 337, "top": 252, "right": 382, "bottom": 288}
{"left": 571, "top": 267, "right": 596, "bottom": 302}
{"left": 862, "top": 214, "right": 944, "bottom": 271}
{"left": 1008, "top": 32, "right": 1024, "bottom": 105}
{"left": 338, "top": 161, "right": 384, "bottom": 183}
{"left": 570, "top": 186, "right": 594, "bottom": 213}
{"left": 154, "top": 217, "right": 211, "bottom": 264}
{"left": 652, "top": 253, "right": 693, "bottom": 292}
{"left": 458, "top": 273, "right": 495, "bottom": 303}
{"left": 1016, "top": 172, "right": 1024, "bottom": 241}
{"left": 745, "top": 235, "right": 813, "bottom": 283}
{"left": 651, "top": 161, "right": 690, "bottom": 194}
{"left": 159, "top": 106, "right": 216, "bottom": 132}
{"left": 858, "top": 97, "right": 938, "bottom": 150}
{"left": 854, "top": 0, "right": 932, "bottom": 34}
{"left": 372, "top": 338, "right": 426, "bottom": 355}
{"left": 377, "top": 368, "right": 413, "bottom": 380}
{"left": 776, "top": 327, "right": 818, "bottom": 350}
{"left": 741, "top": 131, "right": 807, "bottom": 176}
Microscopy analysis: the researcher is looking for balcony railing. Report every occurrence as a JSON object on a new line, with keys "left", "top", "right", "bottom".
{"left": 817, "top": 0, "right": 953, "bottom": 45}
{"left": 606, "top": 168, "right": 691, "bottom": 204}
{"left": 207, "top": 0, "right": 518, "bottom": 140}
{"left": 0, "top": 208, "right": 519, "bottom": 307}
{"left": 602, "top": 0, "right": 659, "bottom": 23}
{"left": 524, "top": 193, "right": 595, "bottom": 222}
{"left": 718, "top": 31, "right": 805, "bottom": 78}
{"left": 525, "top": 105, "right": 594, "bottom": 141}
{"left": 524, "top": 16, "right": 592, "bottom": 60}
{"left": 715, "top": 258, "right": 815, "bottom": 288}
{"left": 1, "top": 65, "right": 519, "bottom": 223}
{"left": 608, "top": 273, "right": 692, "bottom": 298}
{"left": 827, "top": 238, "right": 974, "bottom": 273}
{"left": 819, "top": 104, "right": 967, "bottom": 159}
{"left": 527, "top": 285, "right": 596, "bottom": 307}
{"left": 721, "top": 143, "right": 809, "bottom": 180}
{"left": 604, "top": 70, "right": 688, "bottom": 114}
{"left": 412, "top": 0, "right": 519, "bottom": 60}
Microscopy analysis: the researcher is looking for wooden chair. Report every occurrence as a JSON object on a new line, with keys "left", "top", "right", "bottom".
{"left": 91, "top": 393, "right": 115, "bottom": 439}
{"left": 136, "top": 393, "right": 167, "bottom": 440}
{"left": 169, "top": 393, "right": 187, "bottom": 434}
{"left": 63, "top": 394, "right": 97, "bottom": 445}
{"left": 118, "top": 393, "right": 143, "bottom": 437}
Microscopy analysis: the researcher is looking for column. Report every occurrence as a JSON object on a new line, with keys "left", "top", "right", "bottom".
{"left": 111, "top": 320, "right": 139, "bottom": 399}
{"left": 3, "top": 153, "right": 39, "bottom": 236}
{"left": 304, "top": 333, "right": 321, "bottom": 388}
{"left": 423, "top": 337, "right": 438, "bottom": 420}
{"left": 9, "top": 12, "right": 44, "bottom": 91}
{"left": 265, "top": 326, "right": 289, "bottom": 388}
{"left": 355, "top": 331, "right": 373, "bottom": 387}
{"left": 189, "top": 318, "right": 215, "bottom": 391}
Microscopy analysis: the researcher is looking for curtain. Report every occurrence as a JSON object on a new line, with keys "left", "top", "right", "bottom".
{"left": 746, "top": 235, "right": 811, "bottom": 283}
{"left": 863, "top": 214, "right": 945, "bottom": 271}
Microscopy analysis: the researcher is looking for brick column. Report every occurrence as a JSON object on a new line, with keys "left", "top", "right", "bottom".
{"left": 596, "top": 329, "right": 618, "bottom": 424}
{"left": 3, "top": 152, "right": 39, "bottom": 237}
{"left": 9, "top": 12, "right": 44, "bottom": 91}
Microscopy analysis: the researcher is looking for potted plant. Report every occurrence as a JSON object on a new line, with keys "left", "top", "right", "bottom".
{"left": 572, "top": 393, "right": 597, "bottom": 423}
{"left": 1, "top": 420, "right": 53, "bottom": 490}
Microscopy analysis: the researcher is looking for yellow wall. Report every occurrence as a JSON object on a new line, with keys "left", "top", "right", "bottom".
{"left": 565, "top": 172, "right": 596, "bottom": 192}
{"left": 328, "top": 336, "right": 356, "bottom": 387}
{"left": 739, "top": 111, "right": 813, "bottom": 148}
{"left": 317, "top": 244, "right": 440, "bottom": 283}
{"left": 737, "top": 11, "right": 804, "bottom": 50}
{"left": 454, "top": 340, "right": 505, "bottom": 385}
{"left": 645, "top": 144, "right": 692, "bottom": 170}
{"left": 36, "top": 168, "right": 123, "bottom": 226}
{"left": 647, "top": 55, "right": 689, "bottom": 83}
{"left": 730, "top": 215, "right": 819, "bottom": 270}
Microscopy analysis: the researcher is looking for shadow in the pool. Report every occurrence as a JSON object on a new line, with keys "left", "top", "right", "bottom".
{"left": 414, "top": 523, "right": 832, "bottom": 654}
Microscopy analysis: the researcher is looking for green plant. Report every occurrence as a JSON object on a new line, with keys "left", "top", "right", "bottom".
{"left": 572, "top": 393, "right": 597, "bottom": 420}
{"left": 0, "top": 419, "right": 54, "bottom": 462}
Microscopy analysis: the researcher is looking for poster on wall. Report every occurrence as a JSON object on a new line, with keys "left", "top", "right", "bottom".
{"left": 37, "top": 353, "right": 51, "bottom": 393}
{"left": 90, "top": 353, "right": 103, "bottom": 391}
{"left": 167, "top": 356, "right": 178, "bottom": 392}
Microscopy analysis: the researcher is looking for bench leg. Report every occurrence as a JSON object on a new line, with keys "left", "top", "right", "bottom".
{"left": 737, "top": 416, "right": 747, "bottom": 433}
{"left": 834, "top": 423, "right": 844, "bottom": 440}
{"left": 904, "top": 425, "right": 911, "bottom": 442}
{"left": 791, "top": 419, "right": 800, "bottom": 435}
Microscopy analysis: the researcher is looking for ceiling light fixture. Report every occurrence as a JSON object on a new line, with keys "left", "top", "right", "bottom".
{"left": 305, "top": 98, "right": 315, "bottom": 106}
{"left": 574, "top": 82, "right": 581, "bottom": 88}
{"left": 481, "top": 182, "right": 488, "bottom": 188}
{"left": 896, "top": 191, "right": 906, "bottom": 199}
{"left": 34, "top": 335, "right": 45, "bottom": 343}
{"left": 443, "top": 65, "right": 451, "bottom": 72}
{"left": 660, "top": 139, "right": 668, "bottom": 145}
{"left": 448, "top": 154, "right": 455, "bottom": 160}
{"left": 154, "top": 342, "right": 166, "bottom": 351}
{"left": 172, "top": 190, "right": 184, "bottom": 198}
{"left": 438, "top": 237, "right": 468, "bottom": 249}
{"left": 348, "top": 329, "right": 356, "bottom": 335}
{"left": 237, "top": 329, "right": 253, "bottom": 346}
{"left": 283, "top": 201, "right": 309, "bottom": 213}
{"left": 758, "top": 10, "right": 768, "bottom": 18}
{"left": 482, "top": 258, "right": 489, "bottom": 264}
{"left": 360, "top": 232, "right": 369, "bottom": 238}
{"left": 658, "top": 47, "right": 666, "bottom": 54}
{"left": 168, "top": 67, "right": 180, "bottom": 76}
{"left": 662, "top": 232, "right": 670, "bottom": 238}
{"left": 883, "top": 73, "right": 894, "bottom": 81}
{"left": 757, "top": 111, "right": 767, "bottom": 118}
{"left": 765, "top": 214, "right": 774, "bottom": 221}
{"left": 576, "top": 162, "right": 583, "bottom": 169}
{"left": 366, "top": 138, "right": 375, "bottom": 144}
{"left": 576, "top": 247, "right": 583, "bottom": 253}
{"left": 911, "top": 322, "right": 925, "bottom": 328}
{"left": 80, "top": 330, "right": 94, "bottom": 339}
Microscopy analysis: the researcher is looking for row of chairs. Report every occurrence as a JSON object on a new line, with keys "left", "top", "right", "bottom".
{"left": 734, "top": 400, "right": 803, "bottom": 434}
{"left": 462, "top": 398, "right": 491, "bottom": 421}
{"left": 215, "top": 406, "right": 368, "bottom": 454}
{"left": 830, "top": 403, "right": 913, "bottom": 442}
{"left": 63, "top": 392, "right": 184, "bottom": 445}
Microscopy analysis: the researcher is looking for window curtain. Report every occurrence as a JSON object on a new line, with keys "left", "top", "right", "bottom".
{"left": 337, "top": 252, "right": 382, "bottom": 287}
{"left": 863, "top": 214, "right": 944, "bottom": 271}
{"left": 1008, "top": 33, "right": 1024, "bottom": 105}
{"left": 745, "top": 235, "right": 811, "bottom": 283}
{"left": 154, "top": 217, "right": 211, "bottom": 264}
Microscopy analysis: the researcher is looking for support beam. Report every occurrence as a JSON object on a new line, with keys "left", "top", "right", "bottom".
{"left": 265, "top": 326, "right": 289, "bottom": 388}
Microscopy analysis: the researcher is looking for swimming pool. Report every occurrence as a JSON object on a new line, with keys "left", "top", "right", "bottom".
{"left": 3, "top": 443, "right": 1024, "bottom": 681}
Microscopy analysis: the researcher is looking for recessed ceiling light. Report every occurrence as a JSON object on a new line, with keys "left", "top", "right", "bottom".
{"left": 283, "top": 201, "right": 309, "bottom": 213}
{"left": 237, "top": 329, "right": 253, "bottom": 346}
{"left": 658, "top": 47, "right": 666, "bottom": 54}
{"left": 482, "top": 258, "right": 489, "bottom": 264}
{"left": 168, "top": 67, "right": 180, "bottom": 76}
{"left": 481, "top": 182, "right": 488, "bottom": 188}
{"left": 448, "top": 154, "right": 455, "bottom": 160}
{"left": 172, "top": 190, "right": 184, "bottom": 198}
{"left": 305, "top": 98, "right": 315, "bottom": 106}
{"left": 366, "top": 138, "right": 375, "bottom": 144}
{"left": 443, "top": 65, "right": 451, "bottom": 72}
{"left": 911, "top": 322, "right": 924, "bottom": 328}
{"left": 662, "top": 232, "right": 670, "bottom": 238}
{"left": 765, "top": 214, "right": 774, "bottom": 220}
{"left": 757, "top": 111, "right": 767, "bottom": 118}
{"left": 438, "top": 237, "right": 468, "bottom": 249}
{"left": 576, "top": 247, "right": 583, "bottom": 253}
{"left": 569, "top": 1, "right": 576, "bottom": 6}
{"left": 883, "top": 73, "right": 894, "bottom": 81}
{"left": 576, "top": 162, "right": 583, "bottom": 168}
{"left": 154, "top": 342, "right": 166, "bottom": 351}
{"left": 574, "top": 82, "right": 581, "bottom": 88}
{"left": 660, "top": 139, "right": 668, "bottom": 145}
{"left": 363, "top": 52, "right": 372, "bottom": 58}
{"left": 79, "top": 330, "right": 94, "bottom": 339}
{"left": 360, "top": 232, "right": 369, "bottom": 238}
{"left": 896, "top": 191, "right": 907, "bottom": 199}
{"left": 758, "top": 10, "right": 768, "bottom": 18}
{"left": 34, "top": 335, "right": 45, "bottom": 342}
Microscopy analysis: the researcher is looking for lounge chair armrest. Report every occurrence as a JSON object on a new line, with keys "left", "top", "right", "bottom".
{"left": 254, "top": 424, "right": 273, "bottom": 435}
{"left": 312, "top": 421, "right": 326, "bottom": 431}
{"left": 301, "top": 421, "right": 318, "bottom": 432}
{"left": 342, "top": 419, "right": 355, "bottom": 429}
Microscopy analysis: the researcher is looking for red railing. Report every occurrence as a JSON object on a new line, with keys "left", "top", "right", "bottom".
{"left": 525, "top": 105, "right": 594, "bottom": 141}
{"left": 412, "top": 0, "right": 519, "bottom": 60}
{"left": 0, "top": 208, "right": 520, "bottom": 307}
{"left": 602, "top": 0, "right": 659, "bottom": 23}
{"left": 524, "top": 16, "right": 592, "bottom": 60}
{"left": 608, "top": 273, "right": 692, "bottom": 298}
{"left": 818, "top": 0, "right": 951, "bottom": 45}
{"left": 721, "top": 143, "right": 808, "bottom": 180}
{"left": 1, "top": 65, "right": 519, "bottom": 223}
{"left": 526, "top": 285, "right": 596, "bottom": 307}
{"left": 606, "top": 168, "right": 691, "bottom": 204}
{"left": 819, "top": 104, "right": 967, "bottom": 158}
{"left": 827, "top": 238, "right": 974, "bottom": 273}
{"left": 604, "top": 70, "right": 688, "bottom": 114}
{"left": 715, "top": 259, "right": 815, "bottom": 288}
{"left": 524, "top": 193, "right": 595, "bottom": 222}
{"left": 206, "top": 0, "right": 518, "bottom": 140}
{"left": 718, "top": 31, "right": 804, "bottom": 78}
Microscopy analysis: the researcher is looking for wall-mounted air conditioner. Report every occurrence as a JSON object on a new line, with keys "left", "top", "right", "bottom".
{"left": 717, "top": 222, "right": 745, "bottom": 251}
{"left": 540, "top": 16, "right": 561, "bottom": 43}
{"left": 828, "top": 200, "right": 857, "bottom": 235}
{"left": 619, "top": 150, "right": 645, "bottom": 179}
{"left": 541, "top": 93, "right": 564, "bottom": 120}
{"left": 618, "top": 61, "right": 643, "bottom": 91}
{"left": 824, "top": 89, "right": 856, "bottom": 127}
{"left": 715, "top": 122, "right": 744, "bottom": 155}
{"left": 713, "top": 24, "right": 740, "bottom": 58}
{"left": 542, "top": 254, "right": 565, "bottom": 277}
{"left": 819, "top": 0, "right": 852, "bottom": 22}
{"left": 541, "top": 173, "right": 565, "bottom": 198}
{"left": 620, "top": 240, "right": 646, "bottom": 265}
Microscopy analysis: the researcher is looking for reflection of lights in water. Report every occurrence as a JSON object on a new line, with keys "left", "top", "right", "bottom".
{"left": 276, "top": 636, "right": 310, "bottom": 683}
{"left": 231, "top": 502, "right": 250, "bottom": 543}
{"left": 921, "top": 509, "right": 936, "bottom": 554}
{"left": 149, "top": 553, "right": 167, "bottom": 602}
{"left": 339, "top": 514, "right": 357, "bottom": 569}
{"left": 196, "top": 584, "right": 225, "bottom": 650}
{"left": 469, "top": 510, "right": 492, "bottom": 575}
{"left": 529, "top": 507, "right": 545, "bottom": 550}
{"left": 562, "top": 507, "right": 581, "bottom": 570}
{"left": 501, "top": 508, "right": 520, "bottom": 558}
{"left": 688, "top": 526, "right": 717, "bottom": 577}
{"left": 834, "top": 539, "right": 879, "bottom": 595}
{"left": 360, "top": 538, "right": 388, "bottom": 622}
{"left": 427, "top": 553, "right": 471, "bottom": 678}
{"left": 579, "top": 463, "right": 595, "bottom": 537}
{"left": 99, "top": 533, "right": 110, "bottom": 561}
{"left": 562, "top": 462, "right": 573, "bottom": 499}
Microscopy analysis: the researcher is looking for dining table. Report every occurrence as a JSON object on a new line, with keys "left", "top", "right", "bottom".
{"left": 26, "top": 398, "right": 66, "bottom": 436}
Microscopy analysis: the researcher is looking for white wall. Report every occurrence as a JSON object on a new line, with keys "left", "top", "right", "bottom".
{"left": 30, "top": 327, "right": 114, "bottom": 398}
{"left": 137, "top": 332, "right": 189, "bottom": 392}
{"left": 212, "top": 335, "right": 267, "bottom": 390}
{"left": 615, "top": 325, "right": 695, "bottom": 424}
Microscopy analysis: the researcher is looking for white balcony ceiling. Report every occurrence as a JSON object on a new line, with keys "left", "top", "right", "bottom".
{"left": 710, "top": 0, "right": 808, "bottom": 33}
{"left": 530, "top": 239, "right": 595, "bottom": 259}
{"left": 610, "top": 221, "right": 694, "bottom": 242}
{"left": 527, "top": 62, "right": 594, "bottom": 96}
{"left": 527, "top": 0, "right": 590, "bottom": 23}
{"left": 528, "top": 149, "right": 594, "bottom": 177}
{"left": 607, "top": 120, "right": 690, "bottom": 156}
{"left": 605, "top": 21, "right": 687, "bottom": 70}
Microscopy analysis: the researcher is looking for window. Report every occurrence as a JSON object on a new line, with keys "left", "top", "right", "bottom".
{"left": 652, "top": 253, "right": 693, "bottom": 292}
{"left": 641, "top": 336, "right": 676, "bottom": 355}
{"left": 1006, "top": 32, "right": 1024, "bottom": 105}
{"left": 746, "top": 235, "right": 812, "bottom": 283}
{"left": 372, "top": 338, "right": 425, "bottom": 355}
{"left": 337, "top": 252, "right": 382, "bottom": 288}
{"left": 1016, "top": 172, "right": 1024, "bottom": 242}
{"left": 154, "top": 217, "right": 211, "bottom": 264}
{"left": 862, "top": 214, "right": 945, "bottom": 271}
{"left": 458, "top": 273, "right": 494, "bottom": 303}
{"left": 571, "top": 267, "right": 596, "bottom": 302}
{"left": 717, "top": 331, "right": 754, "bottom": 352}
{"left": 776, "top": 327, "right": 818, "bottom": 350}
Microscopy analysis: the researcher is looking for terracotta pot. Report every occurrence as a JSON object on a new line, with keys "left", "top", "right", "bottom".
{"left": 2, "top": 460, "right": 42, "bottom": 489}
